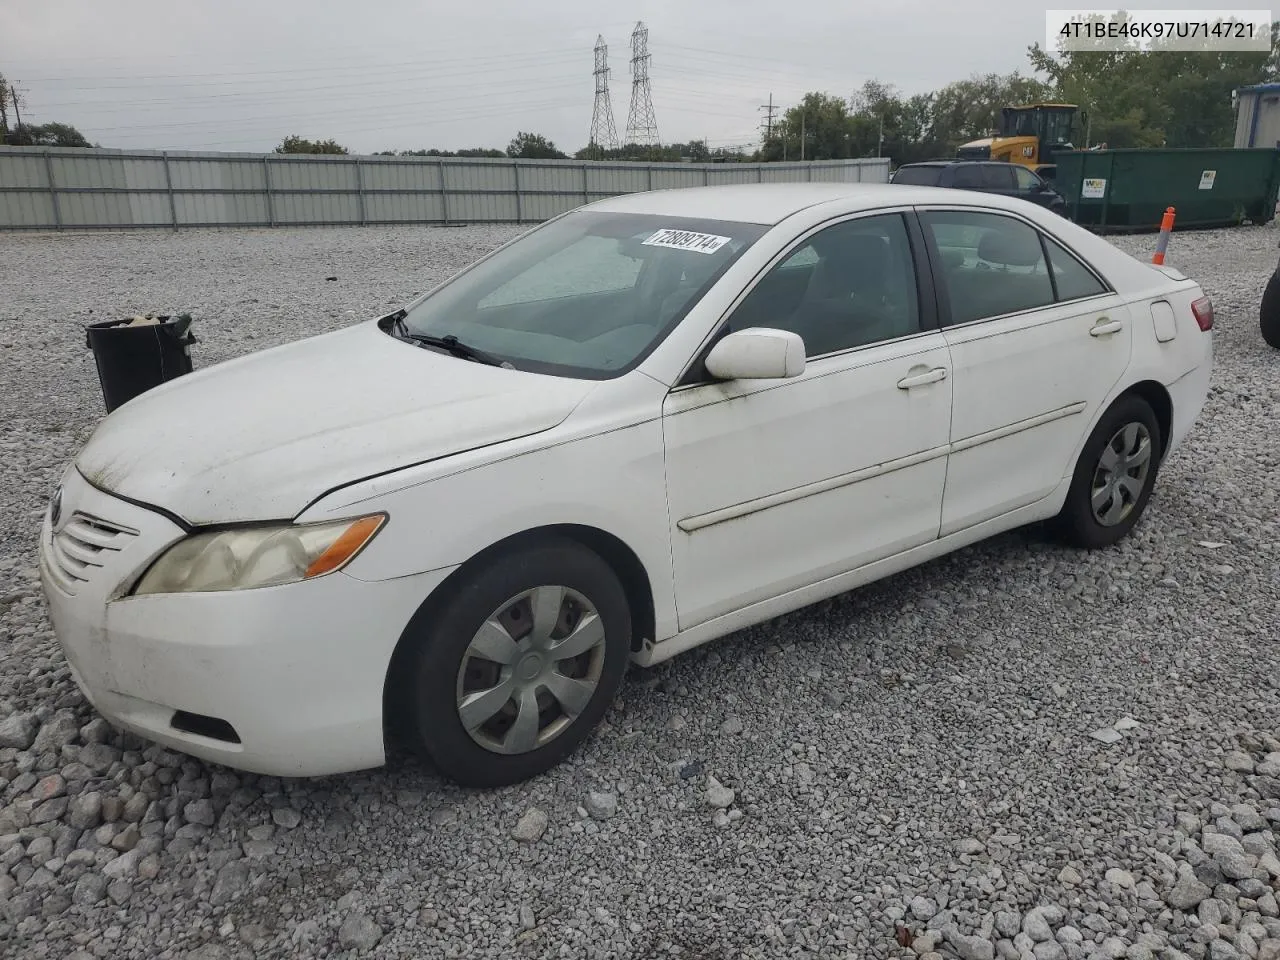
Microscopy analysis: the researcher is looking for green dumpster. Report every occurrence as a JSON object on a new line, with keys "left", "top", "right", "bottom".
{"left": 1056, "top": 147, "right": 1280, "bottom": 233}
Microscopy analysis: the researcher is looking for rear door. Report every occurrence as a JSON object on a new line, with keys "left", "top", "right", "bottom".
{"left": 979, "top": 163, "right": 1018, "bottom": 199}
{"left": 948, "top": 164, "right": 984, "bottom": 193}
{"left": 916, "top": 206, "right": 1134, "bottom": 536}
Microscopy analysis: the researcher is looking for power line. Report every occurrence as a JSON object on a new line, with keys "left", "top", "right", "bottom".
{"left": 11, "top": 47, "right": 587, "bottom": 86}
{"left": 588, "top": 35, "right": 619, "bottom": 154}
{"left": 84, "top": 86, "right": 589, "bottom": 137}
{"left": 624, "top": 21, "right": 659, "bottom": 147}
{"left": 36, "top": 73, "right": 586, "bottom": 115}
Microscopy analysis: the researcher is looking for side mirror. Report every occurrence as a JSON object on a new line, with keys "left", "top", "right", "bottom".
{"left": 704, "top": 328, "right": 806, "bottom": 381}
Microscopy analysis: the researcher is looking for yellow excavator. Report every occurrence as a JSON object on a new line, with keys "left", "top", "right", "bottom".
{"left": 956, "top": 103, "right": 1082, "bottom": 179}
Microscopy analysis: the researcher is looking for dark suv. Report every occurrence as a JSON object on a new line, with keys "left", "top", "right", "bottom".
{"left": 891, "top": 160, "right": 1067, "bottom": 214}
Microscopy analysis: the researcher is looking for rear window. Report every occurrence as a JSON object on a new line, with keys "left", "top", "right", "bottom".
{"left": 892, "top": 166, "right": 942, "bottom": 186}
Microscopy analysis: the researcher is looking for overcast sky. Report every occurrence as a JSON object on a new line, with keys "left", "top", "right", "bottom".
{"left": 3, "top": 0, "right": 1227, "bottom": 155}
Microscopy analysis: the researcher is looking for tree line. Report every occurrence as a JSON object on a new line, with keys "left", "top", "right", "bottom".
{"left": 268, "top": 29, "right": 1279, "bottom": 165}
{"left": 5, "top": 20, "right": 1277, "bottom": 162}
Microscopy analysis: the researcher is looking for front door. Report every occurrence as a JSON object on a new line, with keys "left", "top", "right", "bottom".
{"left": 917, "top": 207, "right": 1134, "bottom": 536}
{"left": 661, "top": 211, "right": 955, "bottom": 630}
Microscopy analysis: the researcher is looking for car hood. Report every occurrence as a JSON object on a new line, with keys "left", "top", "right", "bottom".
{"left": 74, "top": 321, "right": 596, "bottom": 525}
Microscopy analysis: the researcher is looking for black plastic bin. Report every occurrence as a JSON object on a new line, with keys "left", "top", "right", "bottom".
{"left": 85, "top": 314, "right": 197, "bottom": 414}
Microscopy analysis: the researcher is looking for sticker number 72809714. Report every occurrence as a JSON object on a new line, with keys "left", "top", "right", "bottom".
{"left": 641, "top": 229, "right": 733, "bottom": 254}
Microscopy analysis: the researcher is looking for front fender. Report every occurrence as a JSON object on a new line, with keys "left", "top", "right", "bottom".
{"left": 295, "top": 418, "right": 679, "bottom": 645}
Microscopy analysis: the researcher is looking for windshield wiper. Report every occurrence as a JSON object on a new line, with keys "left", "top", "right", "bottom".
{"left": 388, "top": 313, "right": 513, "bottom": 369}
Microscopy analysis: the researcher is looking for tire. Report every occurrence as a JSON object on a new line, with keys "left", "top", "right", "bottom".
{"left": 1051, "top": 394, "right": 1163, "bottom": 549}
{"left": 397, "top": 538, "right": 631, "bottom": 788}
{"left": 1260, "top": 268, "right": 1280, "bottom": 349}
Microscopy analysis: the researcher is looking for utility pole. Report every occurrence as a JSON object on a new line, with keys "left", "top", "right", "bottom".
{"left": 11, "top": 82, "right": 23, "bottom": 133}
{"left": 800, "top": 110, "right": 805, "bottom": 161}
{"left": 878, "top": 114, "right": 884, "bottom": 158}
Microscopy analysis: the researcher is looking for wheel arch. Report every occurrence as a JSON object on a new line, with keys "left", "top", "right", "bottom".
{"left": 1115, "top": 379, "right": 1174, "bottom": 459}
{"left": 381, "top": 523, "right": 656, "bottom": 736}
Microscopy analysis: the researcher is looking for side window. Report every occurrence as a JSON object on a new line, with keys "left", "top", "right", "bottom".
{"left": 980, "top": 164, "right": 1016, "bottom": 190}
{"left": 726, "top": 213, "right": 920, "bottom": 358}
{"left": 1013, "top": 166, "right": 1041, "bottom": 192}
{"left": 1044, "top": 235, "right": 1108, "bottom": 301}
{"left": 951, "top": 165, "right": 983, "bottom": 189}
{"left": 922, "top": 210, "right": 1056, "bottom": 325}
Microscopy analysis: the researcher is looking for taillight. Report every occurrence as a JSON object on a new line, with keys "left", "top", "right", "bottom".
{"left": 1191, "top": 296, "right": 1214, "bottom": 331}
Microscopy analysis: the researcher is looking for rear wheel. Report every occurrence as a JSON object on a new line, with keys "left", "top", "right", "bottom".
{"left": 398, "top": 538, "right": 631, "bottom": 787}
{"left": 1260, "top": 267, "right": 1280, "bottom": 349}
{"left": 1051, "top": 395, "right": 1163, "bottom": 549}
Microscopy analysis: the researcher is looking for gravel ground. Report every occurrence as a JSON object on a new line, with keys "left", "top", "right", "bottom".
{"left": 0, "top": 219, "right": 1278, "bottom": 960}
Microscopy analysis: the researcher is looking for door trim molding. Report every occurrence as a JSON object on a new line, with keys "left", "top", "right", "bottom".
{"left": 676, "top": 443, "right": 950, "bottom": 533}
{"left": 950, "top": 401, "right": 1088, "bottom": 454}
{"left": 676, "top": 401, "right": 1087, "bottom": 534}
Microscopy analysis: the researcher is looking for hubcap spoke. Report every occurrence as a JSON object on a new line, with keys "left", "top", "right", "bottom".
{"left": 458, "top": 676, "right": 515, "bottom": 731}
{"left": 546, "top": 612, "right": 604, "bottom": 662}
{"left": 528, "top": 586, "right": 566, "bottom": 644}
{"left": 1121, "top": 423, "right": 1141, "bottom": 453}
{"left": 1098, "top": 443, "right": 1120, "bottom": 472}
{"left": 467, "top": 619, "right": 521, "bottom": 665}
{"left": 1116, "top": 474, "right": 1142, "bottom": 501}
{"left": 504, "top": 687, "right": 542, "bottom": 754}
{"left": 543, "top": 670, "right": 596, "bottom": 718}
{"left": 1128, "top": 437, "right": 1152, "bottom": 469}
{"left": 1091, "top": 485, "right": 1113, "bottom": 512}
{"left": 1100, "top": 491, "right": 1128, "bottom": 525}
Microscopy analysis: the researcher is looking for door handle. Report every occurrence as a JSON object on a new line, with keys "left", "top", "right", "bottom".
{"left": 1090, "top": 317, "right": 1123, "bottom": 337}
{"left": 897, "top": 366, "right": 948, "bottom": 389}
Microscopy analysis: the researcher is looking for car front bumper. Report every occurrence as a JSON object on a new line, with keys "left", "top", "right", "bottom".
{"left": 38, "top": 466, "right": 455, "bottom": 778}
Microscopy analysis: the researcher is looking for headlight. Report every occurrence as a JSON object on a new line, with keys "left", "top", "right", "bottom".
{"left": 132, "top": 514, "right": 385, "bottom": 596}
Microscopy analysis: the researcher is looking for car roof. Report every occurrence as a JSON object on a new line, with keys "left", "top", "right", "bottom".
{"left": 584, "top": 181, "right": 1014, "bottom": 226}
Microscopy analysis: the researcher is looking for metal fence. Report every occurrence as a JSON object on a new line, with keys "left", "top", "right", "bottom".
{"left": 0, "top": 147, "right": 891, "bottom": 231}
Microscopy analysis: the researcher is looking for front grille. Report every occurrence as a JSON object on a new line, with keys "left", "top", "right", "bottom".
{"left": 47, "top": 511, "right": 139, "bottom": 595}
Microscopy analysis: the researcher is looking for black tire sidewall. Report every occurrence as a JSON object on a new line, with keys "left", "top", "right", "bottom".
{"left": 1056, "top": 395, "right": 1163, "bottom": 549}
{"left": 403, "top": 538, "right": 631, "bottom": 788}
{"left": 1261, "top": 268, "right": 1280, "bottom": 349}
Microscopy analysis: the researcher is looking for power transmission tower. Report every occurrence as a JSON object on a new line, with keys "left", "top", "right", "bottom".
{"left": 624, "top": 21, "right": 659, "bottom": 150}
{"left": 759, "top": 93, "right": 777, "bottom": 142}
{"left": 588, "top": 35, "right": 619, "bottom": 158}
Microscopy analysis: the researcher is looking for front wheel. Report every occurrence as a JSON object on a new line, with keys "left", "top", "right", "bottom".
{"left": 1051, "top": 395, "right": 1163, "bottom": 549}
{"left": 1260, "top": 267, "right": 1280, "bottom": 349}
{"left": 397, "top": 538, "right": 632, "bottom": 788}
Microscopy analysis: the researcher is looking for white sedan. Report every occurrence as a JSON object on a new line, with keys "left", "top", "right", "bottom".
{"left": 39, "top": 182, "right": 1214, "bottom": 787}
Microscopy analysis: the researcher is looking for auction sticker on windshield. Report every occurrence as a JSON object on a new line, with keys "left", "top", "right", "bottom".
{"left": 642, "top": 229, "right": 732, "bottom": 254}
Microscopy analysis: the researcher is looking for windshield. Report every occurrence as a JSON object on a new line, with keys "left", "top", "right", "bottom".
{"left": 1043, "top": 109, "right": 1074, "bottom": 145}
{"left": 892, "top": 166, "right": 942, "bottom": 186}
{"left": 398, "top": 210, "right": 768, "bottom": 379}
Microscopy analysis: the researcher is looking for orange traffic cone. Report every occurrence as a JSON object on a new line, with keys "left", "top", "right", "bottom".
{"left": 1152, "top": 207, "right": 1176, "bottom": 265}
